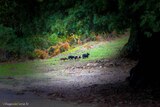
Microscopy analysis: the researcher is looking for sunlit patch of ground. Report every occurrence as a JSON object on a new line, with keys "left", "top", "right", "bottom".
{"left": 1, "top": 36, "right": 160, "bottom": 107}
{"left": 0, "top": 58, "right": 138, "bottom": 107}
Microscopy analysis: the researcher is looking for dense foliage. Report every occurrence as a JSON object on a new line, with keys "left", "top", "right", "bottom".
{"left": 0, "top": 0, "right": 160, "bottom": 62}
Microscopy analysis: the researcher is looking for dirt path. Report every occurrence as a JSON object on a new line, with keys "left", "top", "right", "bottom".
{"left": 1, "top": 58, "right": 160, "bottom": 107}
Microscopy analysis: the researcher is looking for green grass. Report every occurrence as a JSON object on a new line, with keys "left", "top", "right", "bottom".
{"left": 60, "top": 36, "right": 129, "bottom": 61}
{"left": 0, "top": 61, "right": 39, "bottom": 77}
{"left": 0, "top": 36, "right": 129, "bottom": 77}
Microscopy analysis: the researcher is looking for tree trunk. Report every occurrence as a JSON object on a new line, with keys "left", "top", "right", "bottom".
{"left": 121, "top": 26, "right": 140, "bottom": 59}
{"left": 127, "top": 31, "right": 160, "bottom": 88}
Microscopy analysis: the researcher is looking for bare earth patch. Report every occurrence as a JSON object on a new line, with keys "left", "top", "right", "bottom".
{"left": 1, "top": 58, "right": 160, "bottom": 107}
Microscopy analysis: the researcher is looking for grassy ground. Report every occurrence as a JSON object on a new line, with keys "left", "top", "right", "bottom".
{"left": 0, "top": 36, "right": 129, "bottom": 77}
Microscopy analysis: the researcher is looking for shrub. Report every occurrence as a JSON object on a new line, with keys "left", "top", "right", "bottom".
{"left": 34, "top": 49, "right": 48, "bottom": 59}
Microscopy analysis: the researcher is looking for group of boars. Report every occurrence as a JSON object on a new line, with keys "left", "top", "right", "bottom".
{"left": 60, "top": 53, "right": 90, "bottom": 61}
